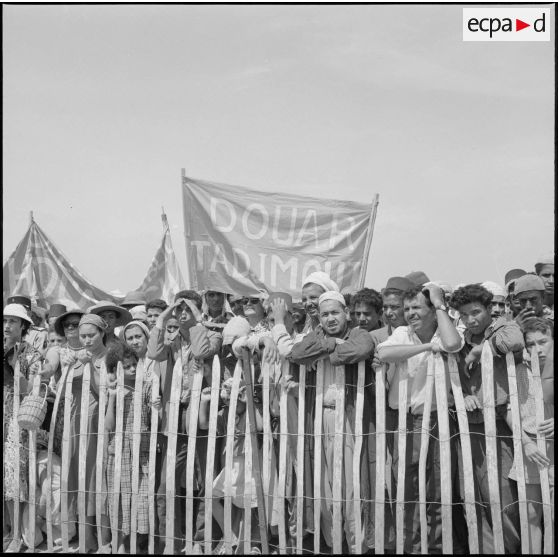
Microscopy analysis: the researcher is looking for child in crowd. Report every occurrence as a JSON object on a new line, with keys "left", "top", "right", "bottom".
{"left": 449, "top": 284, "right": 523, "bottom": 554}
{"left": 47, "top": 327, "right": 65, "bottom": 349}
{"left": 21, "top": 430, "right": 76, "bottom": 550}
{"left": 507, "top": 318, "right": 554, "bottom": 553}
{"left": 104, "top": 344, "right": 160, "bottom": 554}
{"left": 204, "top": 377, "right": 279, "bottom": 555}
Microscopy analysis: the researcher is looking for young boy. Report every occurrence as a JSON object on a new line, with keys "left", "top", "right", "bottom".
{"left": 449, "top": 283, "right": 523, "bottom": 554}
{"left": 352, "top": 288, "right": 383, "bottom": 333}
{"left": 508, "top": 318, "right": 554, "bottom": 553}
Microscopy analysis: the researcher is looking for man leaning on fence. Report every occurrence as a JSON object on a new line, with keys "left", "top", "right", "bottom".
{"left": 147, "top": 290, "right": 222, "bottom": 553}
{"left": 377, "top": 283, "right": 468, "bottom": 554}
{"left": 450, "top": 284, "right": 522, "bottom": 554}
{"left": 290, "top": 290, "right": 374, "bottom": 554}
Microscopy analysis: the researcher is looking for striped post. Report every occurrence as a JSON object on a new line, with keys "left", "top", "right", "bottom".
{"left": 224, "top": 361, "right": 242, "bottom": 554}
{"left": 203, "top": 355, "right": 221, "bottom": 555}
{"left": 60, "top": 365, "right": 74, "bottom": 552}
{"left": 129, "top": 358, "right": 146, "bottom": 554}
{"left": 352, "top": 360, "right": 365, "bottom": 553}
{"left": 78, "top": 362, "right": 92, "bottom": 554}
{"left": 529, "top": 348, "right": 553, "bottom": 554}
{"left": 395, "top": 361, "right": 409, "bottom": 554}
{"left": 418, "top": 357, "right": 434, "bottom": 555}
{"left": 332, "top": 364, "right": 345, "bottom": 555}
{"left": 46, "top": 364, "right": 71, "bottom": 552}
{"left": 276, "top": 360, "right": 289, "bottom": 554}
{"left": 184, "top": 364, "right": 203, "bottom": 554}
{"left": 95, "top": 362, "right": 108, "bottom": 550}
{"left": 148, "top": 372, "right": 160, "bottom": 555}
{"left": 480, "top": 343, "right": 505, "bottom": 554}
{"left": 374, "top": 363, "right": 387, "bottom": 554}
{"left": 243, "top": 409, "right": 253, "bottom": 554}
{"left": 313, "top": 360, "right": 324, "bottom": 554}
{"left": 260, "top": 362, "right": 272, "bottom": 530}
{"left": 111, "top": 364, "right": 125, "bottom": 554}
{"left": 505, "top": 353, "right": 529, "bottom": 553}
{"left": 27, "top": 426, "right": 37, "bottom": 552}
{"left": 241, "top": 350, "right": 269, "bottom": 554}
{"left": 295, "top": 365, "right": 306, "bottom": 554}
{"left": 447, "top": 354, "right": 479, "bottom": 554}
{"left": 164, "top": 352, "right": 183, "bottom": 554}
{"left": 12, "top": 358, "right": 22, "bottom": 549}
{"left": 433, "top": 353, "right": 452, "bottom": 554}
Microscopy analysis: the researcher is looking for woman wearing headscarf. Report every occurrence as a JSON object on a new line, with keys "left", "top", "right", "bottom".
{"left": 3, "top": 304, "right": 43, "bottom": 552}
{"left": 56, "top": 313, "right": 111, "bottom": 552}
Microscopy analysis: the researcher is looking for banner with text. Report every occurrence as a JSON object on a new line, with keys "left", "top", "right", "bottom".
{"left": 182, "top": 177, "right": 378, "bottom": 298}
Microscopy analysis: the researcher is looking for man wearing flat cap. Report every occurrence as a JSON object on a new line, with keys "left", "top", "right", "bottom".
{"left": 290, "top": 290, "right": 374, "bottom": 553}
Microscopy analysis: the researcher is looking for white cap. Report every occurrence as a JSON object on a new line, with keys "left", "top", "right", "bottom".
{"left": 3, "top": 303, "right": 33, "bottom": 324}
{"left": 481, "top": 281, "right": 506, "bottom": 298}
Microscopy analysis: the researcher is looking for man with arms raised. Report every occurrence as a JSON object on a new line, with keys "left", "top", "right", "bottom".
{"left": 147, "top": 290, "right": 222, "bottom": 553}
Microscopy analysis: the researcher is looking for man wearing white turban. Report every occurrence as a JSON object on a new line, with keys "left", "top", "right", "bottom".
{"left": 481, "top": 281, "right": 507, "bottom": 319}
{"left": 301, "top": 272, "right": 340, "bottom": 332}
{"left": 290, "top": 290, "right": 374, "bottom": 553}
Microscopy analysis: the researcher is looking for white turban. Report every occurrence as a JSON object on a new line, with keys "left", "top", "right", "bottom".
{"left": 481, "top": 281, "right": 506, "bottom": 299}
{"left": 318, "top": 291, "right": 346, "bottom": 307}
{"left": 302, "top": 272, "right": 340, "bottom": 293}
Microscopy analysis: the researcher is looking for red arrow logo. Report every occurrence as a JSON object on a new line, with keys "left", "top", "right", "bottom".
{"left": 516, "top": 19, "right": 530, "bottom": 31}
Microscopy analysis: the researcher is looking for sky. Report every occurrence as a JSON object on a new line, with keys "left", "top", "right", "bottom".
{"left": 3, "top": 4, "right": 554, "bottom": 295}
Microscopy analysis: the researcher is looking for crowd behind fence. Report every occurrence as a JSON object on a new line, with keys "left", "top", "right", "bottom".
{"left": 4, "top": 345, "right": 554, "bottom": 555}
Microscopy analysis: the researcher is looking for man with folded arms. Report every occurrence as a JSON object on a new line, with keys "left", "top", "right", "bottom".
{"left": 290, "top": 291, "right": 374, "bottom": 553}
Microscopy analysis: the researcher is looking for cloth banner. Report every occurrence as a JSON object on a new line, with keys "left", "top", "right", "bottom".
{"left": 182, "top": 176, "right": 378, "bottom": 298}
{"left": 3, "top": 219, "right": 117, "bottom": 309}
{"left": 135, "top": 213, "right": 187, "bottom": 302}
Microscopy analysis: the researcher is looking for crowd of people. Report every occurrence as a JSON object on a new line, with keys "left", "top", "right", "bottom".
{"left": 2, "top": 254, "right": 554, "bottom": 555}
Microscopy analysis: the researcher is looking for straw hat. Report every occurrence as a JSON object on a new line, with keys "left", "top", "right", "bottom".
{"left": 54, "top": 308, "right": 86, "bottom": 336}
{"left": 87, "top": 301, "right": 132, "bottom": 327}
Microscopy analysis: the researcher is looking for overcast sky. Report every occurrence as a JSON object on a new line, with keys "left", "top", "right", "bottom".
{"left": 3, "top": 4, "right": 554, "bottom": 295}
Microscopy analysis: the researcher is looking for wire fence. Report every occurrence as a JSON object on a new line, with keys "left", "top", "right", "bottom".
{"left": 3, "top": 345, "right": 554, "bottom": 554}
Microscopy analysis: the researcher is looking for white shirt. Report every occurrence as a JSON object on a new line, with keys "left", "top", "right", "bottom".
{"left": 378, "top": 325, "right": 464, "bottom": 414}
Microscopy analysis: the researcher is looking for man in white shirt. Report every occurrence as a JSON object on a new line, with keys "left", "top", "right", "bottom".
{"left": 377, "top": 283, "right": 465, "bottom": 553}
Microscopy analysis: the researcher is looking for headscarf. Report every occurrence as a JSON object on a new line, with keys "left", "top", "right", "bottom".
{"left": 201, "top": 290, "right": 234, "bottom": 317}
{"left": 79, "top": 313, "right": 108, "bottom": 331}
{"left": 123, "top": 320, "right": 150, "bottom": 340}
{"left": 302, "top": 271, "right": 340, "bottom": 293}
{"left": 318, "top": 291, "right": 347, "bottom": 307}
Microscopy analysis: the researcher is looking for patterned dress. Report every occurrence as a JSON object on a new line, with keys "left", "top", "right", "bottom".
{"left": 106, "top": 382, "right": 152, "bottom": 535}
{"left": 3, "top": 342, "right": 42, "bottom": 501}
